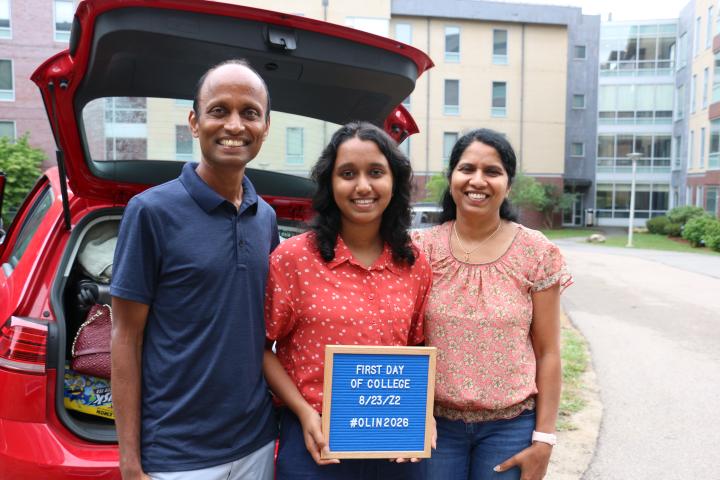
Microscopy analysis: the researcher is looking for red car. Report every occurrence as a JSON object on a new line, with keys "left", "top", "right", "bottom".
{"left": 0, "top": 0, "right": 431, "bottom": 477}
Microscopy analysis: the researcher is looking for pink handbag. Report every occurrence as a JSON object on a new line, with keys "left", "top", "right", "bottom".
{"left": 71, "top": 304, "right": 112, "bottom": 379}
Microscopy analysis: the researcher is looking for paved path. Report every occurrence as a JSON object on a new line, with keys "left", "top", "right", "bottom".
{"left": 556, "top": 240, "right": 720, "bottom": 480}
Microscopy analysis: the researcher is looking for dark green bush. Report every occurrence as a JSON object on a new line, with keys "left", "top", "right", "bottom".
{"left": 663, "top": 222, "right": 683, "bottom": 237}
{"left": 646, "top": 215, "right": 669, "bottom": 234}
{"left": 0, "top": 135, "right": 45, "bottom": 226}
{"left": 702, "top": 220, "right": 720, "bottom": 252}
{"left": 666, "top": 206, "right": 707, "bottom": 227}
{"left": 682, "top": 215, "right": 714, "bottom": 247}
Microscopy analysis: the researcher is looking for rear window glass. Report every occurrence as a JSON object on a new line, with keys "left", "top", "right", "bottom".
{"left": 82, "top": 97, "right": 340, "bottom": 177}
{"left": 7, "top": 186, "right": 53, "bottom": 269}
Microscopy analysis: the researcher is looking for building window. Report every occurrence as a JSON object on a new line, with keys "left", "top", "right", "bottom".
{"left": 677, "top": 32, "right": 688, "bottom": 70}
{"left": 395, "top": 23, "right": 412, "bottom": 45}
{"left": 572, "top": 94, "right": 586, "bottom": 109}
{"left": 0, "top": 59, "right": 13, "bottom": 101}
{"left": 443, "top": 132, "right": 458, "bottom": 167}
{"left": 574, "top": 45, "right": 586, "bottom": 60}
{"left": 491, "top": 81, "right": 507, "bottom": 117}
{"left": 445, "top": 26, "right": 460, "bottom": 62}
{"left": 493, "top": 29, "right": 508, "bottom": 64}
{"left": 695, "top": 16, "right": 701, "bottom": 56}
{"left": 705, "top": 186, "right": 719, "bottom": 216}
{"left": 596, "top": 133, "right": 672, "bottom": 173}
{"left": 697, "top": 186, "right": 704, "bottom": 207}
{"left": 691, "top": 74, "right": 697, "bottom": 113}
{"left": 713, "top": 53, "right": 720, "bottom": 104}
{"left": 689, "top": 130, "right": 695, "bottom": 169}
{"left": 600, "top": 23, "right": 676, "bottom": 75}
{"left": 598, "top": 84, "right": 673, "bottom": 125}
{"left": 701, "top": 127, "right": 706, "bottom": 168}
{"left": 703, "top": 67, "right": 709, "bottom": 108}
{"left": 175, "top": 125, "right": 193, "bottom": 161}
{"left": 444, "top": 79, "right": 459, "bottom": 115}
{"left": 676, "top": 84, "right": 685, "bottom": 120}
{"left": 0, "top": 120, "right": 15, "bottom": 141}
{"left": 571, "top": 142, "right": 585, "bottom": 157}
{"left": 105, "top": 138, "right": 147, "bottom": 161}
{"left": 595, "top": 182, "right": 669, "bottom": 219}
{"left": 673, "top": 135, "right": 682, "bottom": 169}
{"left": 54, "top": 0, "right": 74, "bottom": 42}
{"left": 708, "top": 7, "right": 714, "bottom": 49}
{"left": 286, "top": 127, "right": 304, "bottom": 165}
{"left": 0, "top": 0, "right": 10, "bottom": 39}
{"left": 711, "top": 120, "right": 720, "bottom": 169}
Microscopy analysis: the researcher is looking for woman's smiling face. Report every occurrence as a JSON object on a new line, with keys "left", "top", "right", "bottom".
{"left": 450, "top": 140, "right": 510, "bottom": 220}
{"left": 332, "top": 137, "right": 394, "bottom": 230}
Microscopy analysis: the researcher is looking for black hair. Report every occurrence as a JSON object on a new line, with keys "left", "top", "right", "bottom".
{"left": 310, "top": 121, "right": 416, "bottom": 265}
{"left": 439, "top": 128, "right": 518, "bottom": 223}
{"left": 192, "top": 59, "right": 271, "bottom": 120}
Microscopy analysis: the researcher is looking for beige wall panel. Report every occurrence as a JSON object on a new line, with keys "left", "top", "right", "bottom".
{"left": 521, "top": 122, "right": 566, "bottom": 174}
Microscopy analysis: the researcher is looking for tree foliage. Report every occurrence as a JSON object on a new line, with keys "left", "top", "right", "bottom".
{"left": 0, "top": 135, "right": 45, "bottom": 226}
{"left": 509, "top": 173, "right": 573, "bottom": 228}
{"left": 424, "top": 173, "right": 448, "bottom": 203}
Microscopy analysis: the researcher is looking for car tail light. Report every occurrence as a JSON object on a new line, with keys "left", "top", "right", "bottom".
{"left": 0, "top": 317, "right": 48, "bottom": 374}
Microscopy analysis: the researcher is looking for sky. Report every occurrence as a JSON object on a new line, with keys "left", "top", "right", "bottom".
{"left": 491, "top": 0, "right": 690, "bottom": 21}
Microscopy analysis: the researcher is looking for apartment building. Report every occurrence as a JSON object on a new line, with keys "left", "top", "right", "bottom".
{"left": 595, "top": 20, "right": 677, "bottom": 227}
{"left": 684, "top": 0, "right": 720, "bottom": 217}
{"left": 0, "top": 0, "right": 75, "bottom": 166}
{"left": 1, "top": 0, "right": 601, "bottom": 226}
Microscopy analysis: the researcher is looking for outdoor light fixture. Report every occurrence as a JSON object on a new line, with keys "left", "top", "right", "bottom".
{"left": 626, "top": 152, "right": 642, "bottom": 247}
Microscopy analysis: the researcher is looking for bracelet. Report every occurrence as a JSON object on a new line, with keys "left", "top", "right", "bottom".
{"left": 532, "top": 430, "right": 557, "bottom": 446}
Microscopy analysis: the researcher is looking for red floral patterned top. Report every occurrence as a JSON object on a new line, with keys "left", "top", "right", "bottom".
{"left": 412, "top": 222, "right": 572, "bottom": 422}
{"left": 265, "top": 232, "right": 432, "bottom": 412}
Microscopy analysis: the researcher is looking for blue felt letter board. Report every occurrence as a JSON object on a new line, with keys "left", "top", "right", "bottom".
{"left": 321, "top": 345, "right": 436, "bottom": 459}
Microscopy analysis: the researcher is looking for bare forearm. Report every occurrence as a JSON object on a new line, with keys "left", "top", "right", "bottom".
{"left": 534, "top": 352, "right": 561, "bottom": 433}
{"left": 263, "top": 350, "right": 315, "bottom": 419}
{"left": 111, "top": 337, "right": 144, "bottom": 474}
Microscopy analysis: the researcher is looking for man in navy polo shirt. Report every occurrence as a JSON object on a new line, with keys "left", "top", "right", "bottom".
{"left": 111, "top": 59, "right": 278, "bottom": 480}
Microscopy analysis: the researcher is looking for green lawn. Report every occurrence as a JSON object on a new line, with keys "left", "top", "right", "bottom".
{"left": 541, "top": 228, "right": 602, "bottom": 240}
{"left": 602, "top": 233, "right": 720, "bottom": 256}
{"left": 557, "top": 322, "right": 589, "bottom": 431}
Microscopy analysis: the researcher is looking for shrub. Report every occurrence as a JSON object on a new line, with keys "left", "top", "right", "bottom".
{"left": 0, "top": 135, "right": 45, "bottom": 226}
{"left": 666, "top": 206, "right": 707, "bottom": 227}
{"left": 646, "top": 215, "right": 669, "bottom": 234}
{"left": 682, "top": 215, "right": 714, "bottom": 247}
{"left": 663, "top": 222, "right": 683, "bottom": 237}
{"left": 703, "top": 219, "right": 720, "bottom": 252}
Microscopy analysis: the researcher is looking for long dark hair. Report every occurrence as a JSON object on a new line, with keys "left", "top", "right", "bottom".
{"left": 439, "top": 128, "right": 518, "bottom": 223}
{"left": 310, "top": 121, "right": 415, "bottom": 265}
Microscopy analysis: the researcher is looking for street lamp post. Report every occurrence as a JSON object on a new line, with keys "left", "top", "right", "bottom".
{"left": 626, "top": 152, "right": 642, "bottom": 247}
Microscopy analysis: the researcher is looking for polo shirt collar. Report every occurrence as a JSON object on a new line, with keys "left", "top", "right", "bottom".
{"left": 327, "top": 234, "right": 401, "bottom": 275}
{"left": 180, "top": 162, "right": 259, "bottom": 215}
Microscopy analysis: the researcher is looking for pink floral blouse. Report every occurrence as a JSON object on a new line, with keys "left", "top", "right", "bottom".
{"left": 412, "top": 222, "right": 572, "bottom": 422}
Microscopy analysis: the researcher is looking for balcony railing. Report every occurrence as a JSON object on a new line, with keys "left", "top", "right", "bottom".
{"left": 597, "top": 157, "right": 671, "bottom": 174}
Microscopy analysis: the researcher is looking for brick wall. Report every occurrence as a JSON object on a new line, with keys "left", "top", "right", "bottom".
{"left": 0, "top": 0, "right": 70, "bottom": 169}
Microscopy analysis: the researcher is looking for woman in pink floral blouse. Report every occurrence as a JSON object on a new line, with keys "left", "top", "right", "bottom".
{"left": 413, "top": 129, "right": 571, "bottom": 480}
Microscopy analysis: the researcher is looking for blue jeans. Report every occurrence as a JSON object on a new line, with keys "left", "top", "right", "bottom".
{"left": 276, "top": 409, "right": 425, "bottom": 480}
{"left": 425, "top": 410, "right": 535, "bottom": 480}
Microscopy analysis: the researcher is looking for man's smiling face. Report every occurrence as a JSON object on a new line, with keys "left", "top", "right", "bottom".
{"left": 189, "top": 63, "right": 270, "bottom": 170}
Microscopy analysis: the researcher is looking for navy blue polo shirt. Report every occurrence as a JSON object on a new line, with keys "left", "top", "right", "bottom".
{"left": 111, "top": 162, "right": 279, "bottom": 472}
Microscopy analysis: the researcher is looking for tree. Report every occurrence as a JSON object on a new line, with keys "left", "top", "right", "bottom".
{"left": 509, "top": 173, "right": 573, "bottom": 228}
{"left": 0, "top": 135, "right": 46, "bottom": 226}
{"left": 423, "top": 173, "right": 448, "bottom": 203}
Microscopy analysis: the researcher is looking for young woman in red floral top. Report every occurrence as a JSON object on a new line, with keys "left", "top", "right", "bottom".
{"left": 413, "top": 129, "right": 572, "bottom": 480}
{"left": 263, "top": 122, "right": 432, "bottom": 480}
